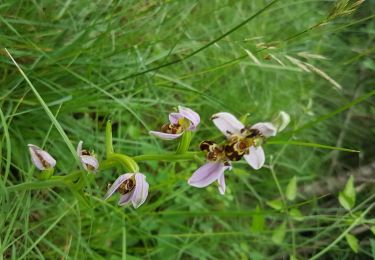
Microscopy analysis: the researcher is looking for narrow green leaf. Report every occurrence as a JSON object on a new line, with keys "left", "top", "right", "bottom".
{"left": 286, "top": 176, "right": 298, "bottom": 201}
{"left": 345, "top": 234, "right": 359, "bottom": 253}
{"left": 338, "top": 175, "right": 356, "bottom": 210}
{"left": 267, "top": 199, "right": 283, "bottom": 211}
{"left": 251, "top": 205, "right": 265, "bottom": 233}
{"left": 272, "top": 221, "right": 287, "bottom": 245}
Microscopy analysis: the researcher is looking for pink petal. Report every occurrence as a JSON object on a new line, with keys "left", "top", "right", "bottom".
{"left": 149, "top": 131, "right": 183, "bottom": 140}
{"left": 80, "top": 155, "right": 99, "bottom": 172}
{"left": 244, "top": 146, "right": 265, "bottom": 170}
{"left": 188, "top": 162, "right": 225, "bottom": 188}
{"left": 28, "top": 144, "right": 56, "bottom": 170}
{"left": 131, "top": 173, "right": 149, "bottom": 208}
{"left": 218, "top": 172, "right": 226, "bottom": 195}
{"left": 211, "top": 112, "right": 244, "bottom": 137}
{"left": 104, "top": 173, "right": 133, "bottom": 200}
{"left": 169, "top": 112, "right": 183, "bottom": 125}
{"left": 251, "top": 122, "right": 277, "bottom": 137}
{"left": 178, "top": 106, "right": 200, "bottom": 130}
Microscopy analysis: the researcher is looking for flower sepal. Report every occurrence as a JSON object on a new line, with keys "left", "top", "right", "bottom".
{"left": 35, "top": 168, "right": 54, "bottom": 180}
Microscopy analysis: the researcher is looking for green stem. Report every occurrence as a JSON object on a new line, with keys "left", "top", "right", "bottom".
{"left": 106, "top": 120, "right": 114, "bottom": 156}
{"left": 176, "top": 131, "right": 192, "bottom": 154}
{"left": 6, "top": 172, "right": 82, "bottom": 193}
{"left": 133, "top": 151, "right": 202, "bottom": 162}
{"left": 107, "top": 153, "right": 139, "bottom": 172}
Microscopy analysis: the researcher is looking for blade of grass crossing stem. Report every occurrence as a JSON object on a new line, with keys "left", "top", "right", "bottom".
{"left": 292, "top": 89, "right": 375, "bottom": 135}
{"left": 267, "top": 141, "right": 359, "bottom": 153}
{"left": 0, "top": 108, "right": 11, "bottom": 183}
{"left": 4, "top": 48, "right": 80, "bottom": 164}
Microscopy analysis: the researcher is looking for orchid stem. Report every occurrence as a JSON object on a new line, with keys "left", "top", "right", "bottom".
{"left": 106, "top": 153, "right": 139, "bottom": 172}
{"left": 6, "top": 171, "right": 82, "bottom": 193}
{"left": 176, "top": 131, "right": 192, "bottom": 154}
{"left": 132, "top": 151, "right": 202, "bottom": 162}
{"left": 105, "top": 120, "right": 114, "bottom": 156}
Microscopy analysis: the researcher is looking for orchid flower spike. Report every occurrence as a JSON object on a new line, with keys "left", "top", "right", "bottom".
{"left": 149, "top": 106, "right": 200, "bottom": 140}
{"left": 77, "top": 141, "right": 99, "bottom": 172}
{"left": 28, "top": 144, "right": 56, "bottom": 170}
{"left": 188, "top": 141, "right": 231, "bottom": 194}
{"left": 104, "top": 173, "right": 149, "bottom": 208}
{"left": 211, "top": 112, "right": 277, "bottom": 170}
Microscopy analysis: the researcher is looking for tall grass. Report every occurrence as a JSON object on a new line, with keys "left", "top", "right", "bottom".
{"left": 1, "top": 0, "right": 374, "bottom": 259}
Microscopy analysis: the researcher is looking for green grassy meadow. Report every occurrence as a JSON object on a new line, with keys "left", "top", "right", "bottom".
{"left": 1, "top": 0, "right": 375, "bottom": 259}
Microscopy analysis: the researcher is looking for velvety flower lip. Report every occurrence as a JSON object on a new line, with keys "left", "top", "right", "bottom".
{"left": 28, "top": 144, "right": 56, "bottom": 170}
{"left": 76, "top": 141, "right": 99, "bottom": 172}
{"left": 211, "top": 112, "right": 245, "bottom": 137}
{"left": 149, "top": 106, "right": 200, "bottom": 140}
{"left": 188, "top": 162, "right": 231, "bottom": 194}
{"left": 104, "top": 173, "right": 149, "bottom": 208}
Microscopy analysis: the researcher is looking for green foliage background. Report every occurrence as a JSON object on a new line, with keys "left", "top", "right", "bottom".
{"left": 0, "top": 0, "right": 374, "bottom": 259}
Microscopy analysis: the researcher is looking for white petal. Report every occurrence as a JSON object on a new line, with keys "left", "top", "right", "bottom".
{"left": 188, "top": 162, "right": 225, "bottom": 188}
{"left": 218, "top": 172, "right": 226, "bottom": 195}
{"left": 131, "top": 173, "right": 149, "bottom": 208}
{"left": 149, "top": 131, "right": 183, "bottom": 140}
{"left": 251, "top": 122, "right": 277, "bottom": 137}
{"left": 104, "top": 173, "right": 133, "bottom": 200}
{"left": 178, "top": 106, "right": 200, "bottom": 130}
{"left": 118, "top": 190, "right": 135, "bottom": 206}
{"left": 80, "top": 155, "right": 99, "bottom": 171}
{"left": 76, "top": 141, "right": 83, "bottom": 156}
{"left": 211, "top": 112, "right": 244, "bottom": 137}
{"left": 244, "top": 146, "right": 265, "bottom": 170}
{"left": 273, "top": 111, "right": 291, "bottom": 132}
{"left": 28, "top": 144, "right": 56, "bottom": 170}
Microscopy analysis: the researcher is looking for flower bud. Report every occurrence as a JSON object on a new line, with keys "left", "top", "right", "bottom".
{"left": 28, "top": 144, "right": 56, "bottom": 170}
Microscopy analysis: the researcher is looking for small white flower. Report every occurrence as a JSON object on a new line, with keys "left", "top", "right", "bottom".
{"left": 28, "top": 144, "right": 56, "bottom": 170}
{"left": 77, "top": 141, "right": 99, "bottom": 172}
{"left": 211, "top": 112, "right": 277, "bottom": 170}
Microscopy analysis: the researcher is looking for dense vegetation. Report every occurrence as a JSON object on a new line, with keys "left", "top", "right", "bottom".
{"left": 1, "top": 0, "right": 374, "bottom": 259}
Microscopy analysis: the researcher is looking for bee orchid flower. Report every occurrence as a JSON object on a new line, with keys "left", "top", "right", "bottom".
{"left": 28, "top": 144, "right": 56, "bottom": 170}
{"left": 104, "top": 173, "right": 149, "bottom": 208}
{"left": 149, "top": 106, "right": 200, "bottom": 140}
{"left": 211, "top": 112, "right": 277, "bottom": 170}
{"left": 77, "top": 141, "right": 99, "bottom": 172}
{"left": 188, "top": 141, "right": 231, "bottom": 194}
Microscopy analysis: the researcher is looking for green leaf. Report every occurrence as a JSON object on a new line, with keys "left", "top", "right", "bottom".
{"left": 371, "top": 226, "right": 375, "bottom": 236}
{"left": 289, "top": 208, "right": 303, "bottom": 221}
{"left": 338, "top": 175, "right": 356, "bottom": 210}
{"left": 272, "top": 221, "right": 286, "bottom": 245}
{"left": 370, "top": 239, "right": 375, "bottom": 258}
{"left": 251, "top": 205, "right": 265, "bottom": 233}
{"left": 267, "top": 199, "right": 283, "bottom": 211}
{"left": 345, "top": 233, "right": 359, "bottom": 253}
{"left": 286, "top": 176, "right": 298, "bottom": 201}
